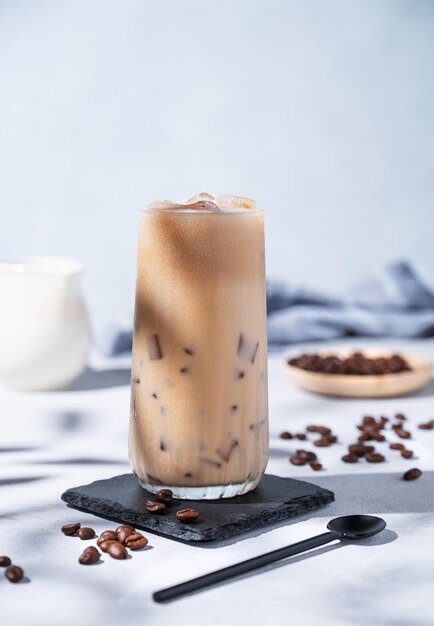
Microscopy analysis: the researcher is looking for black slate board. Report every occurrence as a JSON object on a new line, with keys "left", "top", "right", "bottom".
{"left": 61, "top": 473, "right": 334, "bottom": 543}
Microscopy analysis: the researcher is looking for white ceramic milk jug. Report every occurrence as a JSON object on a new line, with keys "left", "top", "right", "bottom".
{"left": 0, "top": 257, "right": 90, "bottom": 390}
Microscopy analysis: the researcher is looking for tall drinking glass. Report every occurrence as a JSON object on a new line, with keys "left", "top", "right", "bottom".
{"left": 129, "top": 194, "right": 268, "bottom": 499}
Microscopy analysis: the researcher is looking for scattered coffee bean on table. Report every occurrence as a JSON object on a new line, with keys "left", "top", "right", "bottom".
{"left": 296, "top": 450, "right": 317, "bottom": 462}
{"left": 392, "top": 424, "right": 411, "bottom": 439}
{"left": 342, "top": 453, "right": 359, "bottom": 463}
{"left": 348, "top": 444, "right": 371, "bottom": 457}
{"left": 116, "top": 524, "right": 135, "bottom": 535}
{"left": 358, "top": 433, "right": 372, "bottom": 442}
{"left": 97, "top": 531, "right": 118, "bottom": 546}
{"left": 125, "top": 533, "right": 148, "bottom": 550}
{"left": 295, "top": 433, "right": 306, "bottom": 440}
{"left": 146, "top": 500, "right": 166, "bottom": 513}
{"left": 290, "top": 455, "right": 306, "bottom": 466}
{"left": 389, "top": 443, "right": 405, "bottom": 451}
{"left": 77, "top": 527, "right": 96, "bottom": 540}
{"left": 309, "top": 461, "right": 323, "bottom": 471}
{"left": 5, "top": 565, "right": 24, "bottom": 583}
{"left": 306, "top": 425, "right": 324, "bottom": 433}
{"left": 403, "top": 468, "right": 422, "bottom": 481}
{"left": 0, "top": 556, "right": 12, "bottom": 567}
{"left": 156, "top": 489, "right": 173, "bottom": 506}
{"left": 99, "top": 540, "right": 117, "bottom": 553}
{"left": 313, "top": 437, "right": 332, "bottom": 447}
{"left": 176, "top": 508, "right": 199, "bottom": 523}
{"left": 61, "top": 522, "right": 81, "bottom": 536}
{"left": 107, "top": 542, "right": 128, "bottom": 560}
{"left": 79, "top": 546, "right": 100, "bottom": 565}
{"left": 280, "top": 431, "right": 293, "bottom": 439}
{"left": 116, "top": 525, "right": 135, "bottom": 545}
{"left": 401, "top": 449, "right": 414, "bottom": 459}
{"left": 366, "top": 453, "right": 385, "bottom": 463}
{"left": 418, "top": 420, "right": 434, "bottom": 430}
{"left": 395, "top": 413, "right": 407, "bottom": 421}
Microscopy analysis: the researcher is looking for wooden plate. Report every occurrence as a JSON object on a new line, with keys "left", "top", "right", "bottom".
{"left": 284, "top": 349, "right": 433, "bottom": 398}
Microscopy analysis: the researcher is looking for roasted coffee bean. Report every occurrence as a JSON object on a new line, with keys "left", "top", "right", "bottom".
{"left": 125, "top": 532, "right": 148, "bottom": 550}
{"left": 366, "top": 429, "right": 386, "bottom": 442}
{"left": 313, "top": 437, "right": 331, "bottom": 447}
{"left": 0, "top": 556, "right": 12, "bottom": 567}
{"left": 401, "top": 449, "right": 414, "bottom": 459}
{"left": 290, "top": 455, "right": 306, "bottom": 466}
{"left": 403, "top": 468, "right": 422, "bottom": 481}
{"left": 362, "top": 416, "right": 376, "bottom": 424}
{"left": 176, "top": 508, "right": 199, "bottom": 523}
{"left": 97, "top": 531, "right": 118, "bottom": 546}
{"left": 327, "top": 435, "right": 338, "bottom": 444}
{"left": 107, "top": 542, "right": 128, "bottom": 560}
{"left": 389, "top": 443, "right": 405, "bottom": 450}
{"left": 395, "top": 413, "right": 406, "bottom": 421}
{"left": 61, "top": 522, "right": 81, "bottom": 536}
{"left": 366, "top": 453, "right": 385, "bottom": 463}
{"left": 418, "top": 421, "right": 434, "bottom": 430}
{"left": 306, "top": 425, "right": 327, "bottom": 433}
{"left": 99, "top": 540, "right": 117, "bottom": 553}
{"left": 116, "top": 525, "right": 135, "bottom": 545}
{"left": 156, "top": 489, "right": 173, "bottom": 506}
{"left": 116, "top": 524, "right": 135, "bottom": 535}
{"left": 348, "top": 444, "right": 369, "bottom": 457}
{"left": 342, "top": 453, "right": 358, "bottom": 463}
{"left": 394, "top": 428, "right": 411, "bottom": 440}
{"left": 295, "top": 433, "right": 306, "bottom": 440}
{"left": 280, "top": 431, "right": 293, "bottom": 439}
{"left": 296, "top": 450, "right": 317, "bottom": 462}
{"left": 146, "top": 500, "right": 166, "bottom": 514}
{"left": 379, "top": 416, "right": 389, "bottom": 426}
{"left": 358, "top": 433, "right": 372, "bottom": 442}
{"left": 307, "top": 426, "right": 331, "bottom": 436}
{"left": 79, "top": 546, "right": 100, "bottom": 565}
{"left": 309, "top": 461, "right": 323, "bottom": 471}
{"left": 77, "top": 527, "right": 96, "bottom": 540}
{"left": 5, "top": 565, "right": 24, "bottom": 583}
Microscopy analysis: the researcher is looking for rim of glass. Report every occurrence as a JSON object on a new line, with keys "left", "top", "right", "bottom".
{"left": 0, "top": 256, "right": 82, "bottom": 275}
{"left": 140, "top": 205, "right": 262, "bottom": 215}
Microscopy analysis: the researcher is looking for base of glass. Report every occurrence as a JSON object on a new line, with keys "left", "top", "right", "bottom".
{"left": 138, "top": 476, "right": 261, "bottom": 500}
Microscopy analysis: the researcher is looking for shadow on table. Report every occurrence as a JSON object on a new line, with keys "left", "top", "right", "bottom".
{"left": 31, "top": 457, "right": 129, "bottom": 466}
{"left": 198, "top": 470, "right": 433, "bottom": 550}
{"left": 0, "top": 476, "right": 48, "bottom": 487}
{"left": 167, "top": 528, "right": 399, "bottom": 603}
{"left": 412, "top": 378, "right": 434, "bottom": 398}
{"left": 67, "top": 367, "right": 131, "bottom": 391}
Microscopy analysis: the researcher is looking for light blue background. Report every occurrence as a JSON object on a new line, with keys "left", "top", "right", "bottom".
{"left": 1, "top": 1, "right": 433, "bottom": 326}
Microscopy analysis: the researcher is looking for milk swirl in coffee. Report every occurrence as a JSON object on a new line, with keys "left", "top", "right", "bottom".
{"left": 129, "top": 193, "right": 269, "bottom": 499}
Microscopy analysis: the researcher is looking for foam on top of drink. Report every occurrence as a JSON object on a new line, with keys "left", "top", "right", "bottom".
{"left": 146, "top": 193, "right": 257, "bottom": 213}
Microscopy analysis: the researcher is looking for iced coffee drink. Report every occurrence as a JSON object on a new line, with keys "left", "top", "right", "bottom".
{"left": 129, "top": 193, "right": 268, "bottom": 499}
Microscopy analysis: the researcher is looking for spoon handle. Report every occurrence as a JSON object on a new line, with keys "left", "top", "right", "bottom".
{"left": 153, "top": 530, "right": 339, "bottom": 603}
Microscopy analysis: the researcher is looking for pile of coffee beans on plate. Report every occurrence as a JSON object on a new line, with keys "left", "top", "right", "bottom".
{"left": 0, "top": 556, "right": 24, "bottom": 583}
{"left": 288, "top": 352, "right": 412, "bottom": 375}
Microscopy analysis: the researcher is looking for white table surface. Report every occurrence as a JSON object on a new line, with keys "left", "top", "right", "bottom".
{"left": 1, "top": 338, "right": 434, "bottom": 626}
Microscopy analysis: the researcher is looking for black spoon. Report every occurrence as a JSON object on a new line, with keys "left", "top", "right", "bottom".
{"left": 153, "top": 515, "right": 386, "bottom": 603}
